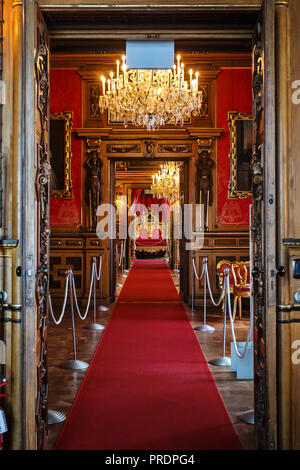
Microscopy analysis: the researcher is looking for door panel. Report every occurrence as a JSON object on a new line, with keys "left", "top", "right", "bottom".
{"left": 252, "top": 0, "right": 277, "bottom": 450}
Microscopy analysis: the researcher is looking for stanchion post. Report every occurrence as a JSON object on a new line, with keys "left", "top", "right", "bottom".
{"left": 87, "top": 258, "right": 105, "bottom": 330}
{"left": 61, "top": 270, "right": 89, "bottom": 370}
{"left": 122, "top": 240, "right": 128, "bottom": 278}
{"left": 116, "top": 242, "right": 123, "bottom": 287}
{"left": 236, "top": 205, "right": 254, "bottom": 425}
{"left": 124, "top": 239, "right": 130, "bottom": 273}
{"left": 71, "top": 274, "right": 77, "bottom": 362}
{"left": 192, "top": 253, "right": 195, "bottom": 313}
{"left": 99, "top": 253, "right": 109, "bottom": 312}
{"left": 194, "top": 257, "right": 215, "bottom": 332}
{"left": 209, "top": 268, "right": 231, "bottom": 366}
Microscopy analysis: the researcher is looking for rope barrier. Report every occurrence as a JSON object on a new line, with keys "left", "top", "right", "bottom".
{"left": 224, "top": 270, "right": 253, "bottom": 359}
{"left": 192, "top": 256, "right": 215, "bottom": 332}
{"left": 94, "top": 253, "right": 103, "bottom": 281}
{"left": 200, "top": 258, "right": 254, "bottom": 365}
{"left": 48, "top": 255, "right": 105, "bottom": 370}
{"left": 48, "top": 256, "right": 102, "bottom": 326}
{"left": 48, "top": 272, "right": 70, "bottom": 325}
{"left": 205, "top": 263, "right": 225, "bottom": 307}
{"left": 72, "top": 266, "right": 94, "bottom": 321}
{"left": 192, "top": 256, "right": 205, "bottom": 281}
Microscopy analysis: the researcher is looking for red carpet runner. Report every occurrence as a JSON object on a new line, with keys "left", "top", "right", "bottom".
{"left": 55, "top": 260, "right": 242, "bottom": 450}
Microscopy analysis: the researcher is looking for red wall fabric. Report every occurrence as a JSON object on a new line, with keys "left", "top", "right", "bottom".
{"left": 217, "top": 68, "right": 252, "bottom": 226}
{"left": 49, "top": 69, "right": 82, "bottom": 227}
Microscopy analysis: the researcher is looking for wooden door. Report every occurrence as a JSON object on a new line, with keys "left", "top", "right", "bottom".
{"left": 252, "top": 0, "right": 277, "bottom": 450}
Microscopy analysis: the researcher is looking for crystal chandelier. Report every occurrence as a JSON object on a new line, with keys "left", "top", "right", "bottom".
{"left": 151, "top": 162, "right": 180, "bottom": 203}
{"left": 99, "top": 54, "right": 203, "bottom": 131}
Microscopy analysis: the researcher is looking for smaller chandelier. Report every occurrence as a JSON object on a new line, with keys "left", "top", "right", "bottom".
{"left": 99, "top": 54, "right": 202, "bottom": 131}
{"left": 151, "top": 162, "right": 180, "bottom": 203}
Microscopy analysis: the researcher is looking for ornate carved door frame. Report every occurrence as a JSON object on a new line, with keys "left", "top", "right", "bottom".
{"left": 109, "top": 153, "right": 190, "bottom": 302}
{"left": 19, "top": 0, "right": 277, "bottom": 450}
{"left": 252, "top": 0, "right": 277, "bottom": 450}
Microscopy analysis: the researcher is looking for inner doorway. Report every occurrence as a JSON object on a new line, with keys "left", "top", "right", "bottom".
{"left": 110, "top": 158, "right": 188, "bottom": 302}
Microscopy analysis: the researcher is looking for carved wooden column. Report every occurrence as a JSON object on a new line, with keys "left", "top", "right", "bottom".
{"left": 84, "top": 138, "right": 102, "bottom": 231}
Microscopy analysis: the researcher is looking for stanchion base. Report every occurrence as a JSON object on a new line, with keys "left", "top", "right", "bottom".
{"left": 99, "top": 305, "right": 109, "bottom": 312}
{"left": 238, "top": 409, "right": 254, "bottom": 425}
{"left": 86, "top": 323, "right": 105, "bottom": 331}
{"left": 116, "top": 283, "right": 123, "bottom": 287}
{"left": 48, "top": 410, "right": 66, "bottom": 425}
{"left": 209, "top": 356, "right": 231, "bottom": 366}
{"left": 194, "top": 324, "right": 215, "bottom": 332}
{"left": 122, "top": 274, "right": 127, "bottom": 278}
{"left": 61, "top": 360, "right": 89, "bottom": 370}
{"left": 124, "top": 269, "right": 130, "bottom": 273}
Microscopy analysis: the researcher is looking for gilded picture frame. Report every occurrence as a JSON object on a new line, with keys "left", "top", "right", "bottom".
{"left": 50, "top": 111, "right": 73, "bottom": 199}
{"left": 228, "top": 111, "right": 253, "bottom": 199}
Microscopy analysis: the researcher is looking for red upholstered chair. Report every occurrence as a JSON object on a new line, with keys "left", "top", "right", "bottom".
{"left": 231, "top": 261, "right": 250, "bottom": 320}
{"left": 216, "top": 260, "right": 235, "bottom": 312}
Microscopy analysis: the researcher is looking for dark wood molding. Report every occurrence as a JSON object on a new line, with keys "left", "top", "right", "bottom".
{"left": 75, "top": 127, "right": 224, "bottom": 140}
{"left": 51, "top": 52, "right": 251, "bottom": 70}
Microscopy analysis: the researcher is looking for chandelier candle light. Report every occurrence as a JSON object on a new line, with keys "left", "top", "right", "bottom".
{"left": 99, "top": 54, "right": 202, "bottom": 131}
{"left": 151, "top": 162, "right": 180, "bottom": 203}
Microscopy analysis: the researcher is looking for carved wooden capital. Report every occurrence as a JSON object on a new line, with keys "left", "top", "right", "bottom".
{"left": 196, "top": 137, "right": 215, "bottom": 156}
{"left": 85, "top": 138, "right": 101, "bottom": 155}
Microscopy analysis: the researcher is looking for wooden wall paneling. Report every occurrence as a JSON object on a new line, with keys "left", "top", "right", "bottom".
{"left": 49, "top": 233, "right": 106, "bottom": 304}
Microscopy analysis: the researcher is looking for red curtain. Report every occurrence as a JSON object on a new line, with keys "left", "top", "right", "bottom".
{"left": 131, "top": 189, "right": 169, "bottom": 218}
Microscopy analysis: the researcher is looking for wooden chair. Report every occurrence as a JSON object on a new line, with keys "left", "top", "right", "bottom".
{"left": 216, "top": 260, "right": 235, "bottom": 312}
{"left": 231, "top": 261, "right": 250, "bottom": 320}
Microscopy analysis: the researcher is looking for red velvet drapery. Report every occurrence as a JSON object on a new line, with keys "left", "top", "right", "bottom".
{"left": 131, "top": 189, "right": 169, "bottom": 219}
